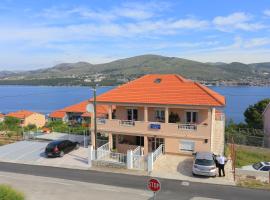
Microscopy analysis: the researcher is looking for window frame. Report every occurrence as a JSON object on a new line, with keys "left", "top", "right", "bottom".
{"left": 185, "top": 110, "right": 199, "bottom": 124}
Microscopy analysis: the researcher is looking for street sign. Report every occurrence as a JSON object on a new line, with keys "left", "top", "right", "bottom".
{"left": 86, "top": 104, "right": 94, "bottom": 113}
{"left": 148, "top": 178, "right": 161, "bottom": 192}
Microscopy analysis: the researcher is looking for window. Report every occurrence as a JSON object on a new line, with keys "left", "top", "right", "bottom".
{"left": 180, "top": 140, "right": 195, "bottom": 152}
{"left": 127, "top": 109, "right": 138, "bottom": 121}
{"left": 261, "top": 166, "right": 270, "bottom": 171}
{"left": 186, "top": 111, "right": 198, "bottom": 123}
{"left": 155, "top": 109, "right": 165, "bottom": 122}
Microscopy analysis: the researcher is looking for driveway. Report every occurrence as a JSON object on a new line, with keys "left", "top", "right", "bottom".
{"left": 151, "top": 155, "right": 235, "bottom": 185}
{"left": 0, "top": 141, "right": 89, "bottom": 169}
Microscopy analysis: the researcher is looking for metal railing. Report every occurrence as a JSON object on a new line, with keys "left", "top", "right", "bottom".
{"left": 133, "top": 146, "right": 141, "bottom": 156}
{"left": 97, "top": 142, "right": 110, "bottom": 159}
{"left": 96, "top": 150, "right": 127, "bottom": 164}
{"left": 133, "top": 154, "right": 147, "bottom": 170}
{"left": 153, "top": 144, "right": 164, "bottom": 163}
{"left": 178, "top": 124, "right": 197, "bottom": 131}
{"left": 97, "top": 118, "right": 106, "bottom": 124}
{"left": 119, "top": 120, "right": 135, "bottom": 126}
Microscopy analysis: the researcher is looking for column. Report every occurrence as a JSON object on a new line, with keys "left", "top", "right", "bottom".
{"left": 91, "top": 131, "right": 96, "bottom": 149}
{"left": 165, "top": 107, "right": 169, "bottom": 123}
{"left": 144, "top": 136, "right": 148, "bottom": 155}
{"left": 108, "top": 133, "right": 113, "bottom": 150}
{"left": 88, "top": 145, "right": 94, "bottom": 167}
{"left": 108, "top": 105, "right": 113, "bottom": 120}
{"left": 144, "top": 106, "right": 148, "bottom": 122}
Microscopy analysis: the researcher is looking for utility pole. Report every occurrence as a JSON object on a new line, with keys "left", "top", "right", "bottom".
{"left": 93, "top": 84, "right": 97, "bottom": 150}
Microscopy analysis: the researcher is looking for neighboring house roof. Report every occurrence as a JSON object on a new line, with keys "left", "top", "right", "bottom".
{"left": 62, "top": 100, "right": 110, "bottom": 117}
{"left": 92, "top": 74, "right": 226, "bottom": 107}
{"left": 0, "top": 113, "right": 4, "bottom": 118}
{"left": 49, "top": 110, "right": 66, "bottom": 119}
{"left": 6, "top": 110, "right": 35, "bottom": 119}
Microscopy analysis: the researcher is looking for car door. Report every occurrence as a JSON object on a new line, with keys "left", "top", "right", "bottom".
{"left": 65, "top": 141, "right": 74, "bottom": 153}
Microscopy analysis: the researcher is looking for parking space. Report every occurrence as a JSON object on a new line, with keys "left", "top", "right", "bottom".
{"left": 151, "top": 154, "right": 235, "bottom": 185}
{"left": 0, "top": 141, "right": 89, "bottom": 169}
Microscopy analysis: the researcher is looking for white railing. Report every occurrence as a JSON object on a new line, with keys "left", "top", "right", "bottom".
{"left": 178, "top": 124, "right": 197, "bottom": 131}
{"left": 97, "top": 142, "right": 110, "bottom": 159}
{"left": 153, "top": 144, "right": 164, "bottom": 163}
{"left": 96, "top": 150, "right": 126, "bottom": 164}
{"left": 133, "top": 146, "right": 141, "bottom": 156}
{"left": 119, "top": 120, "right": 135, "bottom": 126}
{"left": 133, "top": 154, "right": 147, "bottom": 170}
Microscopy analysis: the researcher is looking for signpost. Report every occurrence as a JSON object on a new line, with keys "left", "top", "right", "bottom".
{"left": 148, "top": 178, "right": 161, "bottom": 199}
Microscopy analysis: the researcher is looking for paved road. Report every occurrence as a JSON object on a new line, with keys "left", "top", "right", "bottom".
{"left": 0, "top": 162, "right": 269, "bottom": 200}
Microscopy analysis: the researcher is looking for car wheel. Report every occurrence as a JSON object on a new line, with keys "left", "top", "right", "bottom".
{"left": 59, "top": 151, "right": 64, "bottom": 157}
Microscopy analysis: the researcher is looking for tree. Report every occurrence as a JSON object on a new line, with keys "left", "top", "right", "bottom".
{"left": 4, "top": 116, "right": 21, "bottom": 131}
{"left": 244, "top": 98, "right": 270, "bottom": 129}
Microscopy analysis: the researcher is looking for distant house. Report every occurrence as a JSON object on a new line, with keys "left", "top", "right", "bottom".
{"left": 49, "top": 100, "right": 111, "bottom": 127}
{"left": 263, "top": 103, "right": 270, "bottom": 148}
{"left": 49, "top": 110, "right": 68, "bottom": 122}
{"left": 0, "top": 113, "right": 4, "bottom": 122}
{"left": 5, "top": 110, "right": 46, "bottom": 128}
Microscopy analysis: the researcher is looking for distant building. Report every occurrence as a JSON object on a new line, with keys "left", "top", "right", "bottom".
{"left": 5, "top": 110, "right": 46, "bottom": 128}
{"left": 49, "top": 110, "right": 68, "bottom": 122}
{"left": 49, "top": 100, "right": 112, "bottom": 127}
{"left": 0, "top": 113, "right": 4, "bottom": 122}
{"left": 263, "top": 103, "right": 270, "bottom": 148}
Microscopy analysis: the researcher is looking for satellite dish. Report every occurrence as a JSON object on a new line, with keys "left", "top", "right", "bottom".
{"left": 86, "top": 104, "right": 94, "bottom": 113}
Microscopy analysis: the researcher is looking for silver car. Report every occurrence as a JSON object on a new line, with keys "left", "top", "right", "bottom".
{"left": 192, "top": 152, "right": 216, "bottom": 177}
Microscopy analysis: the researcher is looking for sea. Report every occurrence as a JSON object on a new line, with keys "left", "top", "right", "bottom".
{"left": 0, "top": 85, "right": 269, "bottom": 123}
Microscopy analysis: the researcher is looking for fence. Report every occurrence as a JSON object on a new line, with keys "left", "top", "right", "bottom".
{"left": 153, "top": 144, "right": 164, "bottom": 163}
{"left": 133, "top": 154, "right": 147, "bottom": 170}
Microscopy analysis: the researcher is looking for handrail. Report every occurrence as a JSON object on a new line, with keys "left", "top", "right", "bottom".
{"left": 119, "top": 120, "right": 135, "bottom": 126}
{"left": 153, "top": 144, "right": 164, "bottom": 163}
{"left": 133, "top": 146, "right": 141, "bottom": 156}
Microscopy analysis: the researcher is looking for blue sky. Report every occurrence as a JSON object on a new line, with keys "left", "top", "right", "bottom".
{"left": 1, "top": 0, "right": 270, "bottom": 70}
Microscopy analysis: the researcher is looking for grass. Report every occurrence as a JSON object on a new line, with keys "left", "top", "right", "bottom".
{"left": 0, "top": 185, "right": 24, "bottom": 200}
{"left": 237, "top": 179, "right": 270, "bottom": 190}
{"left": 235, "top": 145, "right": 270, "bottom": 168}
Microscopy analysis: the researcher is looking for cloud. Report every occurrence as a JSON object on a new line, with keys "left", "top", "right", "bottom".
{"left": 264, "top": 9, "right": 270, "bottom": 17}
{"left": 243, "top": 37, "right": 270, "bottom": 48}
{"left": 213, "top": 12, "right": 266, "bottom": 31}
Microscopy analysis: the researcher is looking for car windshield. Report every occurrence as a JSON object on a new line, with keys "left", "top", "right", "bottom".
{"left": 253, "top": 162, "right": 263, "bottom": 170}
{"left": 195, "top": 159, "right": 215, "bottom": 166}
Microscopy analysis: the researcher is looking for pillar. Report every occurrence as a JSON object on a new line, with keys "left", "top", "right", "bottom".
{"left": 108, "top": 105, "right": 113, "bottom": 120}
{"left": 88, "top": 145, "right": 94, "bottom": 167}
{"left": 144, "top": 136, "right": 148, "bottom": 155}
{"left": 144, "top": 106, "right": 148, "bottom": 122}
{"left": 147, "top": 152, "right": 153, "bottom": 173}
{"left": 91, "top": 131, "right": 96, "bottom": 149}
{"left": 165, "top": 107, "right": 169, "bottom": 123}
{"left": 127, "top": 150, "right": 133, "bottom": 169}
{"left": 109, "top": 133, "right": 113, "bottom": 150}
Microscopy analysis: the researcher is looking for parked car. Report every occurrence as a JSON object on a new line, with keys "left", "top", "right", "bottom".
{"left": 45, "top": 140, "right": 79, "bottom": 158}
{"left": 241, "top": 162, "right": 270, "bottom": 171}
{"left": 192, "top": 152, "right": 217, "bottom": 177}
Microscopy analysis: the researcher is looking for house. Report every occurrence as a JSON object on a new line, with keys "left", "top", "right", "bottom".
{"left": 49, "top": 100, "right": 111, "bottom": 127}
{"left": 49, "top": 110, "right": 68, "bottom": 122}
{"left": 0, "top": 113, "right": 4, "bottom": 122}
{"left": 263, "top": 103, "right": 270, "bottom": 148}
{"left": 90, "top": 74, "right": 226, "bottom": 156}
{"left": 5, "top": 110, "right": 46, "bottom": 128}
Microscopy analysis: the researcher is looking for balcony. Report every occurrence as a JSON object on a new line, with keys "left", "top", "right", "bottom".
{"left": 96, "top": 119, "right": 210, "bottom": 139}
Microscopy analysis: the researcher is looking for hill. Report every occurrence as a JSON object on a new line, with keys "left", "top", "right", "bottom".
{"left": 0, "top": 55, "right": 269, "bottom": 86}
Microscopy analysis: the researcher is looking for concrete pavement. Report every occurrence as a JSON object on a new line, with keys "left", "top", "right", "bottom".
{"left": 0, "top": 162, "right": 269, "bottom": 200}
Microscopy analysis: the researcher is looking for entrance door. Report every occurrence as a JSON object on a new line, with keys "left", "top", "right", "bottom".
{"left": 149, "top": 137, "right": 164, "bottom": 152}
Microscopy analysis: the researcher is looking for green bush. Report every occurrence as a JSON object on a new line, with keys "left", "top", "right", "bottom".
{"left": 0, "top": 185, "right": 24, "bottom": 200}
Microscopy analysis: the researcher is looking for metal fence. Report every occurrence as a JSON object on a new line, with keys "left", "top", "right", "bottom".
{"left": 153, "top": 144, "right": 164, "bottom": 163}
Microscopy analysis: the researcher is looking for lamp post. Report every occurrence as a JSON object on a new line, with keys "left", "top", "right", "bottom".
{"left": 93, "top": 84, "right": 97, "bottom": 150}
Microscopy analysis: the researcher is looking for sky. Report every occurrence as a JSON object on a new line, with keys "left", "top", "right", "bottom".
{"left": 0, "top": 0, "right": 270, "bottom": 70}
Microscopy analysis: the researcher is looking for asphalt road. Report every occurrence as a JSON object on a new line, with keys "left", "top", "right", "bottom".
{"left": 0, "top": 162, "right": 269, "bottom": 200}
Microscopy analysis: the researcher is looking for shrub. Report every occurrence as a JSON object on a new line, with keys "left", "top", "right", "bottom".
{"left": 0, "top": 185, "right": 24, "bottom": 200}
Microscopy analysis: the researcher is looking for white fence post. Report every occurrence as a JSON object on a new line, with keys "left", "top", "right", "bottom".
{"left": 88, "top": 145, "right": 94, "bottom": 167}
{"left": 147, "top": 152, "right": 153, "bottom": 173}
{"left": 127, "top": 150, "right": 133, "bottom": 169}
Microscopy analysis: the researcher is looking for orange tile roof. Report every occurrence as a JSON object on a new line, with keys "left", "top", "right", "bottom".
{"left": 49, "top": 110, "right": 66, "bottom": 118}
{"left": 6, "top": 110, "right": 35, "bottom": 119}
{"left": 0, "top": 113, "right": 4, "bottom": 118}
{"left": 62, "top": 100, "right": 110, "bottom": 117}
{"left": 93, "top": 74, "right": 225, "bottom": 107}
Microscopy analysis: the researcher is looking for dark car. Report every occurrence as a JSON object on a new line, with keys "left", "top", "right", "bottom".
{"left": 45, "top": 140, "right": 79, "bottom": 158}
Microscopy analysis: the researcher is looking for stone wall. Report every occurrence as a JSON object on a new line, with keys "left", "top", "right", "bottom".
{"left": 212, "top": 119, "right": 225, "bottom": 155}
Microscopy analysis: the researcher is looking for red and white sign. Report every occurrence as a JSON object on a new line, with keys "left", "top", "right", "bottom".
{"left": 148, "top": 178, "right": 161, "bottom": 192}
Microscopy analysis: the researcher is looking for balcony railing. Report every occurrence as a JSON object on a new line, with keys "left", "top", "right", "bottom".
{"left": 96, "top": 118, "right": 210, "bottom": 137}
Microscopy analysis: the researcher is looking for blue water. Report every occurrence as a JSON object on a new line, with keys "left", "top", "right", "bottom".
{"left": 0, "top": 85, "right": 269, "bottom": 123}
